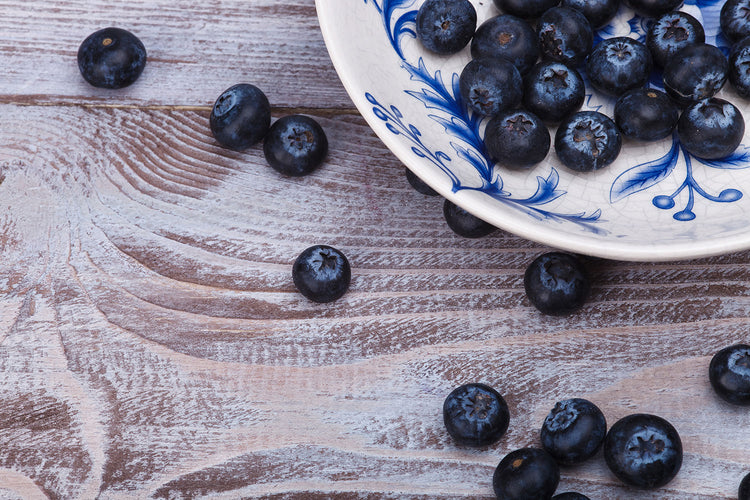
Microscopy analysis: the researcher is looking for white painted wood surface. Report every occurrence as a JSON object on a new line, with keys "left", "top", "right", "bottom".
{"left": 0, "top": 1, "right": 749, "bottom": 499}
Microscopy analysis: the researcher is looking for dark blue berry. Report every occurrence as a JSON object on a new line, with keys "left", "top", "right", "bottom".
{"left": 484, "top": 109, "right": 550, "bottom": 168}
{"left": 524, "top": 252, "right": 590, "bottom": 315}
{"left": 405, "top": 167, "right": 439, "bottom": 196}
{"left": 555, "top": 111, "right": 621, "bottom": 172}
{"left": 210, "top": 84, "right": 271, "bottom": 151}
{"left": 493, "top": 448, "right": 560, "bottom": 500}
{"left": 561, "top": 0, "right": 620, "bottom": 28}
{"left": 552, "top": 494, "right": 591, "bottom": 500}
{"left": 541, "top": 398, "right": 607, "bottom": 465}
{"left": 263, "top": 115, "right": 328, "bottom": 176}
{"left": 709, "top": 343, "right": 750, "bottom": 405}
{"left": 623, "top": 0, "right": 683, "bottom": 18}
{"left": 471, "top": 15, "right": 539, "bottom": 75}
{"left": 663, "top": 43, "right": 728, "bottom": 106}
{"left": 292, "top": 245, "right": 351, "bottom": 303}
{"left": 416, "top": 0, "right": 477, "bottom": 55}
{"left": 646, "top": 11, "right": 705, "bottom": 68}
{"left": 493, "top": 0, "right": 561, "bottom": 19}
{"left": 459, "top": 57, "right": 523, "bottom": 117}
{"left": 443, "top": 199, "right": 496, "bottom": 238}
{"left": 537, "top": 6, "right": 593, "bottom": 67}
{"left": 614, "top": 88, "right": 679, "bottom": 141}
{"left": 721, "top": 0, "right": 750, "bottom": 44}
{"left": 443, "top": 383, "right": 510, "bottom": 447}
{"left": 603, "top": 413, "right": 683, "bottom": 489}
{"left": 677, "top": 98, "right": 745, "bottom": 160}
{"left": 77, "top": 27, "right": 146, "bottom": 89}
{"left": 586, "top": 36, "right": 652, "bottom": 97}
{"left": 729, "top": 36, "right": 750, "bottom": 98}
{"left": 523, "top": 61, "right": 585, "bottom": 123}
{"left": 740, "top": 472, "right": 750, "bottom": 500}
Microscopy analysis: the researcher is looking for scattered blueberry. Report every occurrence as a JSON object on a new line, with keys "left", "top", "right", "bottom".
{"left": 459, "top": 57, "right": 523, "bottom": 117}
{"left": 443, "top": 383, "right": 510, "bottom": 447}
{"left": 493, "top": 447, "right": 560, "bottom": 500}
{"left": 604, "top": 413, "right": 683, "bottom": 489}
{"left": 555, "top": 111, "right": 622, "bottom": 172}
{"left": 709, "top": 343, "right": 750, "bottom": 405}
{"left": 552, "top": 494, "right": 591, "bottom": 500}
{"left": 77, "top": 27, "right": 147, "bottom": 89}
{"left": 523, "top": 61, "right": 585, "bottom": 123}
{"left": 646, "top": 10, "right": 706, "bottom": 68}
{"left": 614, "top": 88, "right": 679, "bottom": 141}
{"left": 443, "top": 199, "right": 497, "bottom": 238}
{"left": 677, "top": 98, "right": 745, "bottom": 160}
{"left": 721, "top": 0, "right": 750, "bottom": 44}
{"left": 586, "top": 36, "right": 652, "bottom": 97}
{"left": 210, "top": 83, "right": 271, "bottom": 151}
{"left": 405, "top": 167, "right": 439, "bottom": 196}
{"left": 541, "top": 398, "right": 607, "bottom": 465}
{"left": 263, "top": 115, "right": 328, "bottom": 176}
{"left": 623, "top": 0, "right": 684, "bottom": 18}
{"left": 471, "top": 15, "right": 539, "bottom": 75}
{"left": 492, "top": 0, "right": 562, "bottom": 19}
{"left": 524, "top": 252, "right": 591, "bottom": 315}
{"left": 416, "top": 0, "right": 477, "bottom": 55}
{"left": 292, "top": 244, "right": 351, "bottom": 303}
{"left": 484, "top": 109, "right": 550, "bottom": 168}
{"left": 729, "top": 36, "right": 750, "bottom": 98}
{"left": 740, "top": 471, "right": 750, "bottom": 500}
{"left": 561, "top": 0, "right": 620, "bottom": 28}
{"left": 663, "top": 43, "right": 728, "bottom": 106}
{"left": 537, "top": 6, "right": 593, "bottom": 67}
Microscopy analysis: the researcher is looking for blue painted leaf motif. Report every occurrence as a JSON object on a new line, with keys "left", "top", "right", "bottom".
{"left": 610, "top": 138, "right": 680, "bottom": 202}
{"left": 697, "top": 145, "right": 750, "bottom": 169}
{"left": 521, "top": 169, "right": 566, "bottom": 205}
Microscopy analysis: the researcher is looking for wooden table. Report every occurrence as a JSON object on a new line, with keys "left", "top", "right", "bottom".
{"left": 1, "top": 1, "right": 748, "bottom": 498}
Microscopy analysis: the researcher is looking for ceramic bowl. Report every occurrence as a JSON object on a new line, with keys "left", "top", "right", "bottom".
{"left": 316, "top": 0, "right": 750, "bottom": 261}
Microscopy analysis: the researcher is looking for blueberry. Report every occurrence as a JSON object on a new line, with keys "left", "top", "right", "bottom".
{"left": 561, "top": 0, "right": 620, "bottom": 28}
{"left": 443, "top": 383, "right": 510, "bottom": 447}
{"left": 492, "top": 0, "right": 562, "bottom": 19}
{"left": 677, "top": 98, "right": 745, "bottom": 160}
{"left": 541, "top": 398, "right": 607, "bottom": 465}
{"left": 459, "top": 57, "right": 523, "bottom": 117}
{"left": 524, "top": 252, "right": 591, "bottom": 315}
{"left": 586, "top": 36, "right": 652, "bottom": 97}
{"left": 405, "top": 167, "right": 439, "bottom": 196}
{"left": 210, "top": 84, "right": 271, "bottom": 151}
{"left": 492, "top": 448, "right": 560, "bottom": 500}
{"left": 603, "top": 413, "right": 683, "bottom": 489}
{"left": 552, "top": 494, "right": 591, "bottom": 500}
{"left": 538, "top": 6, "right": 593, "bottom": 67}
{"left": 484, "top": 109, "right": 550, "bottom": 168}
{"left": 729, "top": 36, "right": 750, "bottom": 98}
{"left": 663, "top": 43, "right": 728, "bottom": 106}
{"left": 292, "top": 245, "right": 351, "bottom": 303}
{"left": 709, "top": 343, "right": 750, "bottom": 405}
{"left": 614, "top": 88, "right": 679, "bottom": 141}
{"left": 623, "top": 0, "right": 684, "bottom": 18}
{"left": 443, "top": 199, "right": 497, "bottom": 238}
{"left": 77, "top": 27, "right": 146, "bottom": 89}
{"left": 523, "top": 61, "right": 585, "bottom": 123}
{"left": 263, "top": 115, "right": 328, "bottom": 176}
{"left": 740, "top": 471, "right": 750, "bottom": 500}
{"left": 721, "top": 0, "right": 750, "bottom": 44}
{"left": 471, "top": 15, "right": 540, "bottom": 75}
{"left": 416, "top": 0, "right": 477, "bottom": 55}
{"left": 555, "top": 111, "right": 622, "bottom": 172}
{"left": 646, "top": 11, "right": 705, "bottom": 68}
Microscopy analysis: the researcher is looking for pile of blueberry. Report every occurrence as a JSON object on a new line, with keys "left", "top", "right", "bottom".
{"left": 444, "top": 341, "right": 750, "bottom": 498}
{"left": 415, "top": 0, "right": 750, "bottom": 172}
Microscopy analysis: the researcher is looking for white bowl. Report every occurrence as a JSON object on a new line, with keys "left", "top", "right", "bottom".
{"left": 316, "top": 0, "right": 750, "bottom": 261}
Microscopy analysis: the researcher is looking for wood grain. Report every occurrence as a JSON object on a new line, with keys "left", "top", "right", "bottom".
{"left": 1, "top": 1, "right": 750, "bottom": 499}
